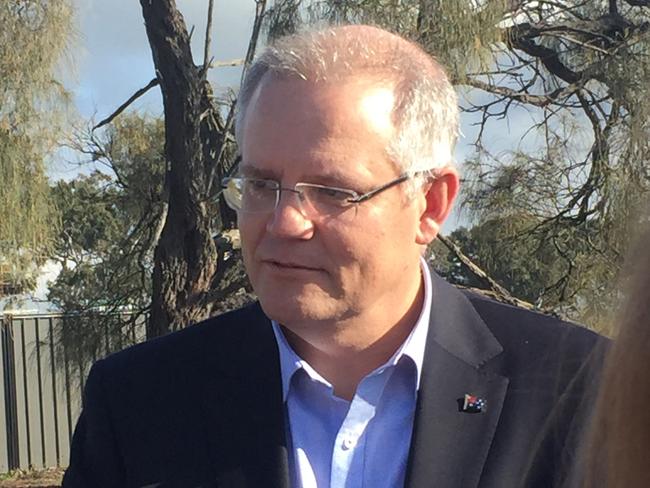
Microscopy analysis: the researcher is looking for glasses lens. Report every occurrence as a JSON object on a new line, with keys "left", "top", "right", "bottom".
{"left": 223, "top": 178, "right": 278, "bottom": 213}
{"left": 222, "top": 178, "right": 243, "bottom": 210}
{"left": 300, "top": 184, "right": 354, "bottom": 215}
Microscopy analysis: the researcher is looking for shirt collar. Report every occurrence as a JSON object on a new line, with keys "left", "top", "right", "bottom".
{"left": 272, "top": 257, "right": 433, "bottom": 401}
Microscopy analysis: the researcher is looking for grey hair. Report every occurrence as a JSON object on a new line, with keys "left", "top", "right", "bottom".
{"left": 235, "top": 25, "right": 459, "bottom": 185}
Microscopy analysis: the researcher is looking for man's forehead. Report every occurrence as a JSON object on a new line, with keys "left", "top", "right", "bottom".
{"left": 248, "top": 74, "right": 397, "bottom": 135}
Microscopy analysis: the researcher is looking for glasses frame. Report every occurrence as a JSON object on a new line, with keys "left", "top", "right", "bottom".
{"left": 221, "top": 173, "right": 412, "bottom": 215}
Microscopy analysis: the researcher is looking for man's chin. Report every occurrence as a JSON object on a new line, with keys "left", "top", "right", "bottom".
{"left": 257, "top": 290, "right": 340, "bottom": 325}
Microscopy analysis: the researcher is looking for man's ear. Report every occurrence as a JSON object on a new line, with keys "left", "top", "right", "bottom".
{"left": 415, "top": 166, "right": 460, "bottom": 245}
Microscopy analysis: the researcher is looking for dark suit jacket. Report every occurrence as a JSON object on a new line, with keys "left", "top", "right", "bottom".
{"left": 63, "top": 272, "right": 606, "bottom": 488}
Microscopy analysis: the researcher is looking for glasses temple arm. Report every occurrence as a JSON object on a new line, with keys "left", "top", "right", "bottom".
{"left": 350, "top": 174, "right": 410, "bottom": 203}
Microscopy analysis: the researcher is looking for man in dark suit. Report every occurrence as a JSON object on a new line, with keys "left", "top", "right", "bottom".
{"left": 64, "top": 25, "right": 604, "bottom": 488}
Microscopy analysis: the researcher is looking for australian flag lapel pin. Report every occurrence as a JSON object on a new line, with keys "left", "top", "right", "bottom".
{"left": 461, "top": 393, "right": 486, "bottom": 413}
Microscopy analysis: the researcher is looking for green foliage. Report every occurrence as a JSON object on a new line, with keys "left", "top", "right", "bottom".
{"left": 461, "top": 121, "right": 644, "bottom": 332}
{"left": 0, "top": 0, "right": 73, "bottom": 120}
{"left": 432, "top": 216, "right": 621, "bottom": 334}
{"left": 48, "top": 114, "right": 166, "bottom": 362}
{"left": 0, "top": 129, "right": 56, "bottom": 292}
{"left": 0, "top": 0, "right": 74, "bottom": 294}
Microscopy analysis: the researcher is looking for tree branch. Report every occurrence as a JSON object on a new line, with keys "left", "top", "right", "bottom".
{"left": 437, "top": 234, "right": 534, "bottom": 310}
{"left": 210, "top": 58, "right": 244, "bottom": 68}
{"left": 464, "top": 77, "right": 579, "bottom": 107}
{"left": 203, "top": 0, "right": 215, "bottom": 70}
{"left": 507, "top": 23, "right": 582, "bottom": 84}
{"left": 240, "top": 0, "right": 268, "bottom": 86}
{"left": 93, "top": 78, "right": 160, "bottom": 131}
{"left": 206, "top": 0, "right": 267, "bottom": 196}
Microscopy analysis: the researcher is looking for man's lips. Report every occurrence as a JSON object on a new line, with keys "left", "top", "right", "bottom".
{"left": 262, "top": 259, "right": 324, "bottom": 272}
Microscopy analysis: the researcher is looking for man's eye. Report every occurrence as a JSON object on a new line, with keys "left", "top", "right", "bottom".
{"left": 307, "top": 186, "right": 353, "bottom": 205}
{"left": 245, "top": 179, "right": 275, "bottom": 191}
{"left": 319, "top": 187, "right": 346, "bottom": 198}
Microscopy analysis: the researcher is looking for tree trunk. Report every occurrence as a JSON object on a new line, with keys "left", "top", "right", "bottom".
{"left": 139, "top": 0, "right": 229, "bottom": 338}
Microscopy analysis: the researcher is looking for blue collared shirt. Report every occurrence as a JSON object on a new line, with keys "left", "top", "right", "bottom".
{"left": 271, "top": 259, "right": 433, "bottom": 488}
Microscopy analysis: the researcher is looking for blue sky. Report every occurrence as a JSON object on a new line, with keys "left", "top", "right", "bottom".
{"left": 71, "top": 0, "right": 255, "bottom": 117}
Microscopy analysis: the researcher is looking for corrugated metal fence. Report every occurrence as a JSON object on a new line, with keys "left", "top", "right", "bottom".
{"left": 0, "top": 313, "right": 145, "bottom": 472}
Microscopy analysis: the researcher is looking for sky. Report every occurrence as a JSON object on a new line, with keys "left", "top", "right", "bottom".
{"left": 73, "top": 0, "right": 255, "bottom": 116}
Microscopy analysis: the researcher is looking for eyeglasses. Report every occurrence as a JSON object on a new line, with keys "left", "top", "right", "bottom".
{"left": 221, "top": 173, "right": 411, "bottom": 217}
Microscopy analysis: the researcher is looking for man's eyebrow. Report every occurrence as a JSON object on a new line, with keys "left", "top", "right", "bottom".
{"left": 238, "top": 166, "right": 277, "bottom": 179}
{"left": 307, "top": 173, "right": 358, "bottom": 188}
{"left": 238, "top": 164, "right": 363, "bottom": 189}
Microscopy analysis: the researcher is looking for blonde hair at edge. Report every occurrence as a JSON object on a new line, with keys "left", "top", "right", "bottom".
{"left": 582, "top": 223, "right": 650, "bottom": 487}
{"left": 235, "top": 25, "right": 460, "bottom": 194}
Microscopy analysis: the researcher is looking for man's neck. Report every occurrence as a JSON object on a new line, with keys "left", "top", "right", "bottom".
{"left": 281, "top": 278, "right": 425, "bottom": 401}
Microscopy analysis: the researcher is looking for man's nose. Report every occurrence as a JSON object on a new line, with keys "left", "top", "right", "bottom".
{"left": 265, "top": 190, "right": 315, "bottom": 239}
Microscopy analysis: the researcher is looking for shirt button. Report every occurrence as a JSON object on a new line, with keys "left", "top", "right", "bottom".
{"left": 342, "top": 435, "right": 356, "bottom": 450}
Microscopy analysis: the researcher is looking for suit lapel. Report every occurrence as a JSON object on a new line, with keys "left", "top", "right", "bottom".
{"left": 198, "top": 304, "right": 290, "bottom": 488}
{"left": 405, "top": 274, "right": 509, "bottom": 488}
